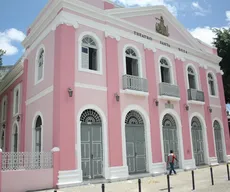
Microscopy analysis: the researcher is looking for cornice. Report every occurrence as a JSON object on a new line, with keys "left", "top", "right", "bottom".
{"left": 175, "top": 55, "right": 185, "bottom": 62}
{"left": 105, "top": 31, "right": 120, "bottom": 41}
{"left": 144, "top": 43, "right": 157, "bottom": 52}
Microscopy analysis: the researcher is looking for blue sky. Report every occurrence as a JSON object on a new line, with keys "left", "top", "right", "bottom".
{"left": 0, "top": 0, "right": 229, "bottom": 66}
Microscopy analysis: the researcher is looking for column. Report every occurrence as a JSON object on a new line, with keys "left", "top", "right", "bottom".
{"left": 105, "top": 34, "right": 125, "bottom": 177}
{"left": 53, "top": 24, "right": 76, "bottom": 172}
{"left": 145, "top": 48, "right": 162, "bottom": 164}
{"left": 200, "top": 67, "right": 215, "bottom": 158}
{"left": 175, "top": 58, "right": 193, "bottom": 168}
{"left": 20, "top": 59, "right": 28, "bottom": 152}
{"left": 217, "top": 73, "right": 230, "bottom": 158}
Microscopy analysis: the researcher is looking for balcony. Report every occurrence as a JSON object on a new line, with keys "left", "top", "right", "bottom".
{"left": 122, "top": 75, "right": 148, "bottom": 92}
{"left": 187, "top": 89, "right": 205, "bottom": 102}
{"left": 159, "top": 83, "right": 180, "bottom": 98}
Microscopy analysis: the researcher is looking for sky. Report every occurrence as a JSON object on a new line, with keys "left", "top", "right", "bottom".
{"left": 0, "top": 0, "right": 229, "bottom": 66}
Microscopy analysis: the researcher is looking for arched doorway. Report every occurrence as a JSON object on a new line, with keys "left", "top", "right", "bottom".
{"left": 213, "top": 120, "right": 224, "bottom": 163}
{"left": 191, "top": 117, "right": 205, "bottom": 166}
{"left": 80, "top": 109, "right": 103, "bottom": 180}
{"left": 125, "top": 110, "right": 146, "bottom": 174}
{"left": 162, "top": 114, "right": 179, "bottom": 168}
{"left": 34, "top": 116, "right": 42, "bottom": 153}
{"left": 12, "top": 124, "right": 18, "bottom": 152}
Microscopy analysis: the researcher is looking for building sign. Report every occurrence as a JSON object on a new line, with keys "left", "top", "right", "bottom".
{"left": 155, "top": 16, "right": 170, "bottom": 37}
{"left": 134, "top": 31, "right": 153, "bottom": 41}
{"left": 160, "top": 41, "right": 170, "bottom": 47}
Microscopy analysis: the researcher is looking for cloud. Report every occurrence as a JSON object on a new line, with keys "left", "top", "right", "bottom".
{"left": 117, "top": 0, "right": 178, "bottom": 16}
{"left": 226, "top": 11, "right": 230, "bottom": 22}
{"left": 191, "top": 1, "right": 210, "bottom": 16}
{"left": 0, "top": 28, "right": 26, "bottom": 56}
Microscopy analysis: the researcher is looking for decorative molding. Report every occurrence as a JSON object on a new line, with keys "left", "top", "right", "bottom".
{"left": 182, "top": 159, "right": 196, "bottom": 171}
{"left": 144, "top": 43, "right": 157, "bottom": 52}
{"left": 187, "top": 100, "right": 205, "bottom": 105}
{"left": 51, "top": 147, "right": 60, "bottom": 152}
{"left": 57, "top": 169, "right": 82, "bottom": 188}
{"left": 105, "top": 31, "right": 120, "bottom": 41}
{"left": 120, "top": 89, "right": 149, "bottom": 97}
{"left": 26, "top": 86, "right": 54, "bottom": 105}
{"left": 107, "top": 166, "right": 128, "bottom": 180}
{"left": 151, "top": 162, "right": 166, "bottom": 176}
{"left": 226, "top": 155, "right": 230, "bottom": 163}
{"left": 175, "top": 55, "right": 185, "bottom": 62}
{"left": 209, "top": 157, "right": 219, "bottom": 166}
{"left": 210, "top": 104, "right": 221, "bottom": 109}
{"left": 158, "top": 95, "right": 181, "bottom": 101}
{"left": 75, "top": 82, "right": 107, "bottom": 91}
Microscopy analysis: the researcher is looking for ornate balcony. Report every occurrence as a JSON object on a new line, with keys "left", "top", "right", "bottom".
{"left": 122, "top": 75, "right": 148, "bottom": 92}
{"left": 187, "top": 89, "right": 205, "bottom": 102}
{"left": 159, "top": 83, "right": 180, "bottom": 98}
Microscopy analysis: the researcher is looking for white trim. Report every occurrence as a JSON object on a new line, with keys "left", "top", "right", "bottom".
{"left": 123, "top": 44, "right": 143, "bottom": 78}
{"left": 34, "top": 44, "right": 45, "bottom": 85}
{"left": 77, "top": 31, "right": 103, "bottom": 75}
{"left": 206, "top": 71, "right": 219, "bottom": 98}
{"left": 76, "top": 104, "right": 109, "bottom": 179}
{"left": 212, "top": 118, "right": 227, "bottom": 162}
{"left": 12, "top": 83, "right": 21, "bottom": 117}
{"left": 158, "top": 55, "right": 176, "bottom": 85}
{"left": 187, "top": 100, "right": 205, "bottom": 105}
{"left": 74, "top": 82, "right": 107, "bottom": 91}
{"left": 1, "top": 96, "right": 7, "bottom": 123}
{"left": 121, "top": 105, "right": 153, "bottom": 175}
{"left": 210, "top": 104, "right": 221, "bottom": 109}
{"left": 189, "top": 112, "right": 209, "bottom": 166}
{"left": 186, "top": 63, "right": 200, "bottom": 90}
{"left": 57, "top": 169, "right": 82, "bottom": 187}
{"left": 105, "top": 31, "right": 120, "bottom": 41}
{"left": 26, "top": 86, "right": 53, "bottom": 105}
{"left": 11, "top": 121, "right": 19, "bottom": 152}
{"left": 120, "top": 89, "right": 149, "bottom": 97}
{"left": 32, "top": 111, "right": 44, "bottom": 152}
{"left": 158, "top": 95, "right": 180, "bottom": 101}
{"left": 159, "top": 109, "right": 184, "bottom": 170}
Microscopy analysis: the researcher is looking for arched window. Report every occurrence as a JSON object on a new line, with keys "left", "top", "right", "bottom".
{"left": 1, "top": 97, "right": 7, "bottom": 122}
{"left": 12, "top": 124, "right": 18, "bottom": 152}
{"left": 13, "top": 86, "right": 20, "bottom": 115}
{"left": 208, "top": 73, "right": 216, "bottom": 96}
{"left": 81, "top": 36, "right": 98, "bottom": 71}
{"left": 160, "top": 58, "right": 171, "bottom": 83}
{"left": 34, "top": 116, "right": 42, "bottom": 152}
{"left": 36, "top": 48, "right": 45, "bottom": 83}
{"left": 125, "top": 47, "right": 139, "bottom": 76}
{"left": 187, "top": 66, "right": 197, "bottom": 89}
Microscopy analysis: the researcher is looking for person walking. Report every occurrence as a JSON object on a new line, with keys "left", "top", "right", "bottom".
{"left": 167, "top": 150, "right": 178, "bottom": 175}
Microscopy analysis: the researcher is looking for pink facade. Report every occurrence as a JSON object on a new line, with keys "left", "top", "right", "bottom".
{"left": 0, "top": 0, "right": 230, "bottom": 191}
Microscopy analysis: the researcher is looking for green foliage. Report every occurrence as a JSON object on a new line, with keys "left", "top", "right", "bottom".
{"left": 212, "top": 28, "right": 230, "bottom": 103}
{"left": 0, "top": 49, "right": 6, "bottom": 66}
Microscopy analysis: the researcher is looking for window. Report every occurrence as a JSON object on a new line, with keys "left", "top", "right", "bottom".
{"left": 125, "top": 48, "right": 139, "bottom": 76}
{"left": 187, "top": 67, "right": 197, "bottom": 89}
{"left": 81, "top": 36, "right": 98, "bottom": 71}
{"left": 1, "top": 130, "right": 5, "bottom": 151}
{"left": 208, "top": 73, "right": 216, "bottom": 96}
{"left": 1, "top": 97, "right": 7, "bottom": 122}
{"left": 12, "top": 124, "right": 18, "bottom": 152}
{"left": 35, "top": 47, "right": 45, "bottom": 84}
{"left": 34, "top": 116, "right": 42, "bottom": 152}
{"left": 160, "top": 58, "right": 171, "bottom": 83}
{"left": 13, "top": 85, "right": 20, "bottom": 115}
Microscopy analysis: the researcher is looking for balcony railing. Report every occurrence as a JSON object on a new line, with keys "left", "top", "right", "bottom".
{"left": 159, "top": 83, "right": 180, "bottom": 98}
{"left": 187, "top": 89, "right": 205, "bottom": 102}
{"left": 122, "top": 75, "right": 148, "bottom": 92}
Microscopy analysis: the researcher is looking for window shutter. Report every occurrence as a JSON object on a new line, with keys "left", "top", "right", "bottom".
{"left": 82, "top": 46, "right": 89, "bottom": 69}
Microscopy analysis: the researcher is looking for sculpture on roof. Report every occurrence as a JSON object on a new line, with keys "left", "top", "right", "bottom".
{"left": 155, "top": 16, "right": 169, "bottom": 37}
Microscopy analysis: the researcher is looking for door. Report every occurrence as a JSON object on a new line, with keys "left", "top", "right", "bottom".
{"left": 191, "top": 117, "right": 205, "bottom": 166}
{"left": 214, "top": 121, "right": 224, "bottom": 163}
{"left": 162, "top": 114, "right": 179, "bottom": 168}
{"left": 81, "top": 124, "right": 103, "bottom": 180}
{"left": 126, "top": 125, "right": 146, "bottom": 174}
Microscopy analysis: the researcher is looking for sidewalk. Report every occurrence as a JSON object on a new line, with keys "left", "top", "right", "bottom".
{"left": 40, "top": 164, "right": 230, "bottom": 192}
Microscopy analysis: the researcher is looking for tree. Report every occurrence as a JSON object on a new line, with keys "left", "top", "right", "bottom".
{"left": 213, "top": 28, "right": 230, "bottom": 103}
{"left": 0, "top": 49, "right": 6, "bottom": 66}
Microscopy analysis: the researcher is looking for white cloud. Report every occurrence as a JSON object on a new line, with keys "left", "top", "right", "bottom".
{"left": 226, "top": 11, "right": 230, "bottom": 22}
{"left": 0, "top": 28, "right": 26, "bottom": 56}
{"left": 191, "top": 1, "right": 210, "bottom": 16}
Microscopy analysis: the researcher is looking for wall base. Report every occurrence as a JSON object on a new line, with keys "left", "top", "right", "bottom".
{"left": 209, "top": 157, "right": 219, "bottom": 166}
{"left": 151, "top": 162, "right": 166, "bottom": 176}
{"left": 57, "top": 169, "right": 82, "bottom": 188}
{"left": 106, "top": 166, "right": 129, "bottom": 180}
{"left": 226, "top": 155, "right": 230, "bottom": 163}
{"left": 183, "top": 159, "right": 196, "bottom": 171}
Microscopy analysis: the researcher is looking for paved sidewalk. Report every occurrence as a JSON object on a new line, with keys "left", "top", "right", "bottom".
{"left": 40, "top": 164, "right": 230, "bottom": 192}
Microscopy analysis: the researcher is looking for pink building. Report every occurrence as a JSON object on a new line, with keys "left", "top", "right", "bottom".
{"left": 0, "top": 0, "right": 230, "bottom": 191}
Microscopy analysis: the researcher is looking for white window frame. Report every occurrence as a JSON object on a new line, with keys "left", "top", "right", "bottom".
{"left": 123, "top": 44, "right": 143, "bottom": 77}
{"left": 35, "top": 45, "right": 45, "bottom": 85}
{"left": 32, "top": 112, "right": 44, "bottom": 152}
{"left": 207, "top": 71, "right": 218, "bottom": 98}
{"left": 158, "top": 56, "right": 175, "bottom": 85}
{"left": 13, "top": 84, "right": 21, "bottom": 116}
{"left": 0, "top": 129, "right": 6, "bottom": 152}
{"left": 1, "top": 96, "right": 7, "bottom": 122}
{"left": 186, "top": 64, "right": 200, "bottom": 90}
{"left": 11, "top": 121, "right": 19, "bottom": 152}
{"left": 78, "top": 31, "right": 103, "bottom": 75}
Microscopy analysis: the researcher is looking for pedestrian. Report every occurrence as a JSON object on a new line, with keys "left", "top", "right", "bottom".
{"left": 167, "top": 150, "right": 178, "bottom": 175}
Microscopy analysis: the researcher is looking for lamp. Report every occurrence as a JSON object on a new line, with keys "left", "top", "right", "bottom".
{"left": 114, "top": 93, "right": 120, "bottom": 102}
{"left": 17, "top": 115, "right": 20, "bottom": 122}
{"left": 208, "top": 106, "right": 212, "bottom": 113}
{"left": 184, "top": 104, "right": 189, "bottom": 111}
{"left": 154, "top": 99, "right": 159, "bottom": 106}
{"left": 2, "top": 124, "right": 5, "bottom": 129}
{"left": 68, "top": 88, "right": 73, "bottom": 97}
